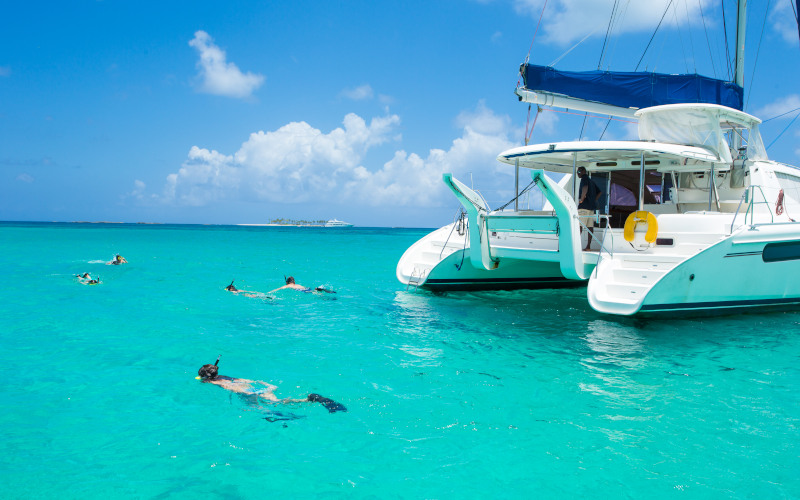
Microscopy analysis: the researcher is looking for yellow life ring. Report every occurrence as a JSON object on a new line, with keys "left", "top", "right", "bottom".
{"left": 623, "top": 211, "right": 658, "bottom": 243}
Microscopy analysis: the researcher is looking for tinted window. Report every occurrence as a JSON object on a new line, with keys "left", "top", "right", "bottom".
{"left": 762, "top": 241, "right": 800, "bottom": 262}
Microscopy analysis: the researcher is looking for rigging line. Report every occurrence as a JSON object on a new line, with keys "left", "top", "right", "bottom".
{"left": 684, "top": 0, "right": 698, "bottom": 73}
{"left": 598, "top": 117, "right": 614, "bottom": 140}
{"left": 549, "top": 30, "right": 599, "bottom": 66}
{"left": 763, "top": 106, "right": 800, "bottom": 122}
{"left": 598, "top": 0, "right": 620, "bottom": 69}
{"left": 579, "top": 114, "right": 588, "bottom": 141}
{"left": 669, "top": 4, "right": 690, "bottom": 74}
{"left": 721, "top": 0, "right": 733, "bottom": 81}
{"left": 497, "top": 181, "right": 537, "bottom": 211}
{"left": 792, "top": 0, "right": 800, "bottom": 49}
{"left": 605, "top": 0, "right": 633, "bottom": 69}
{"left": 635, "top": 0, "right": 675, "bottom": 71}
{"left": 518, "top": 0, "right": 549, "bottom": 87}
{"left": 698, "top": 0, "right": 719, "bottom": 78}
{"left": 745, "top": 0, "right": 772, "bottom": 112}
{"left": 767, "top": 110, "right": 800, "bottom": 150}
{"left": 526, "top": 106, "right": 541, "bottom": 144}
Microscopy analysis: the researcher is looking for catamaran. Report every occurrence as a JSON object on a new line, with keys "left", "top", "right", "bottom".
{"left": 398, "top": 0, "right": 800, "bottom": 315}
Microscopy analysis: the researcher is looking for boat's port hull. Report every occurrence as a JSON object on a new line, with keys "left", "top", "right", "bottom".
{"left": 396, "top": 223, "right": 584, "bottom": 291}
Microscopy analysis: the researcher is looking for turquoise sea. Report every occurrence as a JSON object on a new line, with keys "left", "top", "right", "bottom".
{"left": 1, "top": 221, "right": 799, "bottom": 498}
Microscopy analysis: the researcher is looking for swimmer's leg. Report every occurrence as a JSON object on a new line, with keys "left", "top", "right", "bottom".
{"left": 307, "top": 393, "right": 347, "bottom": 413}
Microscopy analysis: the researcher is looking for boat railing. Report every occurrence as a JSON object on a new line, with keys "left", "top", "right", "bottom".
{"left": 576, "top": 214, "right": 613, "bottom": 255}
{"left": 730, "top": 184, "right": 772, "bottom": 233}
{"left": 440, "top": 209, "right": 469, "bottom": 261}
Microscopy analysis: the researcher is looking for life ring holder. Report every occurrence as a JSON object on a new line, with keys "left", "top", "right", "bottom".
{"left": 623, "top": 211, "right": 658, "bottom": 247}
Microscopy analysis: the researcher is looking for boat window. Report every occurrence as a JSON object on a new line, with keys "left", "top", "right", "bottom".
{"left": 775, "top": 172, "right": 800, "bottom": 204}
{"left": 762, "top": 241, "right": 800, "bottom": 263}
{"left": 610, "top": 183, "right": 636, "bottom": 207}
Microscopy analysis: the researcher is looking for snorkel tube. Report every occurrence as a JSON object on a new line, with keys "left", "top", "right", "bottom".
{"left": 196, "top": 355, "right": 221, "bottom": 380}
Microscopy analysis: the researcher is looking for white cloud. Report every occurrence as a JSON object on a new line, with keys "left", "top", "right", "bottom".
{"left": 189, "top": 31, "right": 265, "bottom": 99}
{"left": 156, "top": 103, "right": 517, "bottom": 209}
{"left": 770, "top": 2, "right": 800, "bottom": 44}
{"left": 16, "top": 173, "right": 33, "bottom": 183}
{"left": 756, "top": 95, "right": 800, "bottom": 120}
{"left": 341, "top": 84, "right": 374, "bottom": 101}
{"left": 0, "top": 66, "right": 10, "bottom": 77}
{"left": 513, "top": 0, "right": 713, "bottom": 45}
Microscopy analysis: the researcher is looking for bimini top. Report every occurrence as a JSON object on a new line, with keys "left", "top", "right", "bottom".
{"left": 635, "top": 104, "right": 766, "bottom": 164}
{"left": 497, "top": 140, "right": 725, "bottom": 174}
{"left": 499, "top": 103, "right": 769, "bottom": 172}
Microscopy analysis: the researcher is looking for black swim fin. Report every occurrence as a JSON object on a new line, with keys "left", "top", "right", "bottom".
{"left": 307, "top": 393, "right": 347, "bottom": 413}
{"left": 314, "top": 287, "right": 336, "bottom": 293}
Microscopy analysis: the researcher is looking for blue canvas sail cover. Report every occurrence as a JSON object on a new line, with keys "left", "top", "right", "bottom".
{"left": 521, "top": 64, "right": 743, "bottom": 110}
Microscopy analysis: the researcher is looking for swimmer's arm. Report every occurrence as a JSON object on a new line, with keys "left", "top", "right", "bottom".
{"left": 268, "top": 285, "right": 289, "bottom": 293}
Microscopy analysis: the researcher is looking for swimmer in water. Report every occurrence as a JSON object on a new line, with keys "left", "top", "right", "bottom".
{"left": 197, "top": 357, "right": 346, "bottom": 412}
{"left": 224, "top": 281, "right": 271, "bottom": 299}
{"left": 108, "top": 254, "right": 127, "bottom": 265}
{"left": 76, "top": 273, "right": 100, "bottom": 285}
{"left": 269, "top": 276, "right": 336, "bottom": 294}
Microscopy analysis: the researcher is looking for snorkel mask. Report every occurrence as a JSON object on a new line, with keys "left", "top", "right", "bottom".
{"left": 196, "top": 355, "right": 221, "bottom": 380}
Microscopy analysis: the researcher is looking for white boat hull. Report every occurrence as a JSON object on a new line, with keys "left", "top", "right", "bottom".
{"left": 396, "top": 223, "right": 585, "bottom": 291}
{"left": 589, "top": 216, "right": 800, "bottom": 316}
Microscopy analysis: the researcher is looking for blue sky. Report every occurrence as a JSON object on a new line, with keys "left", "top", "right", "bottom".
{"left": 2, "top": 0, "right": 799, "bottom": 227}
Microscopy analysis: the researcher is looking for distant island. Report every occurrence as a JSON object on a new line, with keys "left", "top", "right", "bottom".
{"left": 238, "top": 218, "right": 354, "bottom": 228}
{"left": 267, "top": 218, "right": 327, "bottom": 226}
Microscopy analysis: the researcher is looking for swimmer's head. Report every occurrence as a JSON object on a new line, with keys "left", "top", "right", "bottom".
{"left": 198, "top": 364, "right": 218, "bottom": 380}
{"left": 82, "top": 273, "right": 90, "bottom": 278}
{"left": 286, "top": 276, "right": 295, "bottom": 284}
{"left": 115, "top": 255, "right": 123, "bottom": 261}
{"left": 225, "top": 280, "right": 237, "bottom": 291}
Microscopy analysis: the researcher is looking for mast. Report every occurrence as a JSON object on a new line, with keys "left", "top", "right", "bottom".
{"left": 733, "top": 0, "right": 746, "bottom": 150}
{"left": 734, "top": 0, "right": 746, "bottom": 89}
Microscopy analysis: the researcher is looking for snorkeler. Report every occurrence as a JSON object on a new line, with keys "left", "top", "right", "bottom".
{"left": 224, "top": 280, "right": 270, "bottom": 299}
{"left": 197, "top": 356, "right": 346, "bottom": 412}
{"left": 269, "top": 276, "right": 336, "bottom": 294}
{"left": 76, "top": 273, "right": 100, "bottom": 285}
{"left": 108, "top": 254, "right": 127, "bottom": 265}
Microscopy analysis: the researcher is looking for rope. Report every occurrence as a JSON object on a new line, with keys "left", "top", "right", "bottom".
{"left": 721, "top": 0, "right": 733, "bottom": 81}
{"left": 746, "top": 0, "right": 772, "bottom": 111}
{"left": 518, "top": 0, "right": 549, "bottom": 87}
{"left": 698, "top": 0, "right": 718, "bottom": 78}
{"left": 497, "top": 180, "right": 537, "bottom": 211}
{"left": 766, "top": 109, "right": 800, "bottom": 150}
{"left": 763, "top": 106, "right": 800, "bottom": 122}
{"left": 526, "top": 106, "right": 541, "bottom": 145}
{"left": 635, "top": 0, "right": 674, "bottom": 71}
{"left": 455, "top": 218, "right": 469, "bottom": 271}
{"left": 597, "top": 0, "right": 620, "bottom": 69}
{"left": 776, "top": 189, "right": 794, "bottom": 222}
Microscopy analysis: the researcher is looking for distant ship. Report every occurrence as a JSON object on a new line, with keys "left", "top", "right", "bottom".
{"left": 324, "top": 219, "right": 353, "bottom": 227}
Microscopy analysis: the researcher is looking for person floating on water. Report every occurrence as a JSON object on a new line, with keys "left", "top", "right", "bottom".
{"left": 108, "top": 254, "right": 127, "bottom": 265}
{"left": 197, "top": 356, "right": 346, "bottom": 413}
{"left": 76, "top": 273, "right": 100, "bottom": 285}
{"left": 224, "top": 280, "right": 271, "bottom": 299}
{"left": 269, "top": 276, "right": 336, "bottom": 294}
